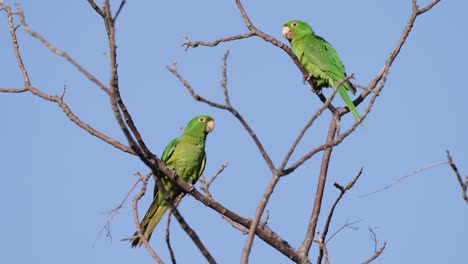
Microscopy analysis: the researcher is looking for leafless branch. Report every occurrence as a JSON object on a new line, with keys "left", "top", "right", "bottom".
{"left": 113, "top": 0, "right": 127, "bottom": 22}
{"left": 199, "top": 163, "right": 249, "bottom": 234}
{"left": 279, "top": 74, "right": 352, "bottom": 173}
{"left": 362, "top": 242, "right": 387, "bottom": 264}
{"left": 315, "top": 233, "right": 330, "bottom": 264}
{"left": 0, "top": 2, "right": 134, "bottom": 155}
{"left": 130, "top": 172, "right": 163, "bottom": 263}
{"left": 297, "top": 115, "right": 338, "bottom": 263}
{"left": 0, "top": 87, "right": 28, "bottom": 93}
{"left": 16, "top": 4, "right": 110, "bottom": 94}
{"left": 241, "top": 170, "right": 282, "bottom": 263}
{"left": 168, "top": 53, "right": 276, "bottom": 173}
{"left": 446, "top": 150, "right": 468, "bottom": 204}
{"left": 182, "top": 33, "right": 254, "bottom": 50}
{"left": 95, "top": 172, "right": 150, "bottom": 246}
{"left": 316, "top": 168, "right": 363, "bottom": 264}
{"left": 360, "top": 160, "right": 448, "bottom": 197}
{"left": 165, "top": 211, "right": 177, "bottom": 264}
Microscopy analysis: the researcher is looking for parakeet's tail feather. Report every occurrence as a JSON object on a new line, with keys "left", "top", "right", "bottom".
{"left": 130, "top": 199, "right": 168, "bottom": 247}
{"left": 338, "top": 86, "right": 362, "bottom": 124}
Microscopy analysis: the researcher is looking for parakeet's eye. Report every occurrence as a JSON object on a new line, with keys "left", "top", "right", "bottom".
{"left": 291, "top": 22, "right": 298, "bottom": 27}
{"left": 198, "top": 117, "right": 206, "bottom": 122}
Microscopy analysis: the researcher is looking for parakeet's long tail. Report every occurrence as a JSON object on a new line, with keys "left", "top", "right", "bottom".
{"left": 130, "top": 197, "right": 168, "bottom": 248}
{"left": 338, "top": 85, "right": 362, "bottom": 122}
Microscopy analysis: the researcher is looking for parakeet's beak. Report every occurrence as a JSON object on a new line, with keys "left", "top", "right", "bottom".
{"left": 282, "top": 26, "right": 292, "bottom": 40}
{"left": 205, "top": 120, "right": 215, "bottom": 133}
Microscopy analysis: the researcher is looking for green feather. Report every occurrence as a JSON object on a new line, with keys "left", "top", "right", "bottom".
{"left": 130, "top": 115, "right": 214, "bottom": 247}
{"left": 283, "top": 20, "right": 362, "bottom": 123}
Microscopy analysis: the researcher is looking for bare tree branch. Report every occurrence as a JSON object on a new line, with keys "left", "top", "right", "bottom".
{"left": 316, "top": 168, "right": 363, "bottom": 264}
{"left": 0, "top": 87, "right": 28, "bottom": 93}
{"left": 130, "top": 172, "right": 163, "bottom": 263}
{"left": 279, "top": 74, "right": 352, "bottom": 173}
{"left": 168, "top": 53, "right": 276, "bottom": 173}
{"left": 16, "top": 4, "right": 110, "bottom": 94}
{"left": 94, "top": 172, "right": 150, "bottom": 246}
{"left": 297, "top": 114, "right": 338, "bottom": 263}
{"left": 447, "top": 150, "right": 468, "bottom": 205}
{"left": 165, "top": 211, "right": 177, "bottom": 264}
{"left": 360, "top": 160, "right": 448, "bottom": 198}
{"left": 0, "top": 2, "right": 134, "bottom": 155}
{"left": 362, "top": 241, "right": 387, "bottom": 264}
{"left": 315, "top": 233, "right": 329, "bottom": 264}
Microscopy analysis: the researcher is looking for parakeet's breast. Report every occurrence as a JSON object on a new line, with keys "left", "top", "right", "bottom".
{"left": 166, "top": 141, "right": 205, "bottom": 184}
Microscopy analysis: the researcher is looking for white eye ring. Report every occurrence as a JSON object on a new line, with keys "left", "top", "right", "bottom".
{"left": 291, "top": 22, "right": 298, "bottom": 27}
{"left": 199, "top": 117, "right": 206, "bottom": 122}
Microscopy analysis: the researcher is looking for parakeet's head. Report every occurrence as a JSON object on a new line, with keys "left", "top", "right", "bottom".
{"left": 282, "top": 20, "right": 314, "bottom": 41}
{"left": 184, "top": 115, "right": 215, "bottom": 135}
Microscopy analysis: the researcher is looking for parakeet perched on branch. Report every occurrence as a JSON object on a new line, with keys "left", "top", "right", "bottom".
{"left": 130, "top": 115, "right": 215, "bottom": 247}
{"left": 282, "top": 20, "right": 361, "bottom": 121}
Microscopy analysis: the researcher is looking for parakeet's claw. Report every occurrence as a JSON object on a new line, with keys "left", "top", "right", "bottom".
{"left": 188, "top": 184, "right": 196, "bottom": 194}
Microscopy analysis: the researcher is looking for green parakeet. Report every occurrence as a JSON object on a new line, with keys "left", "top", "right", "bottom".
{"left": 130, "top": 115, "right": 215, "bottom": 247}
{"left": 282, "top": 20, "right": 361, "bottom": 121}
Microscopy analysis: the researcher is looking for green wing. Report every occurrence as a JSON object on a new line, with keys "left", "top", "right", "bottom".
{"left": 293, "top": 35, "right": 361, "bottom": 121}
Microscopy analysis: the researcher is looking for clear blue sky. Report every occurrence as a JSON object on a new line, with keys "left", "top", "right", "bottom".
{"left": 1, "top": 1, "right": 467, "bottom": 263}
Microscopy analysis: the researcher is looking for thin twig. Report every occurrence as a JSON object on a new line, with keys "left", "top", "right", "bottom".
{"left": 183, "top": 33, "right": 254, "bottom": 50}
{"left": 315, "top": 233, "right": 330, "bottom": 264}
{"left": 241, "top": 171, "right": 281, "bottom": 263}
{"left": 0, "top": 87, "right": 28, "bottom": 93}
{"left": 199, "top": 163, "right": 249, "bottom": 234}
{"left": 131, "top": 172, "right": 163, "bottom": 263}
{"left": 316, "top": 168, "right": 363, "bottom": 264}
{"left": 360, "top": 160, "right": 448, "bottom": 197}
{"left": 16, "top": 4, "right": 110, "bottom": 94}
{"left": 362, "top": 242, "right": 387, "bottom": 264}
{"left": 165, "top": 211, "right": 177, "bottom": 264}
{"left": 94, "top": 172, "right": 149, "bottom": 246}
{"left": 112, "top": 0, "right": 126, "bottom": 22}
{"left": 279, "top": 74, "right": 353, "bottom": 173}
{"left": 168, "top": 56, "right": 276, "bottom": 173}
{"left": 446, "top": 150, "right": 468, "bottom": 204}
{"left": 0, "top": 2, "right": 133, "bottom": 155}
{"left": 297, "top": 115, "right": 338, "bottom": 263}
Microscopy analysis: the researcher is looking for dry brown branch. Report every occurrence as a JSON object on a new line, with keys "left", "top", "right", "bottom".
{"left": 131, "top": 172, "right": 163, "bottom": 263}
{"left": 326, "top": 219, "right": 360, "bottom": 245}
{"left": 0, "top": 87, "right": 27, "bottom": 93}
{"left": 279, "top": 74, "right": 353, "bottom": 173}
{"left": 315, "top": 233, "right": 329, "bottom": 264}
{"left": 316, "top": 168, "right": 363, "bottom": 264}
{"left": 0, "top": 2, "right": 134, "bottom": 155}
{"left": 360, "top": 160, "right": 448, "bottom": 198}
{"left": 165, "top": 211, "right": 177, "bottom": 264}
{"left": 240, "top": 75, "right": 350, "bottom": 262}
{"left": 182, "top": 33, "right": 254, "bottom": 50}
{"left": 362, "top": 242, "right": 387, "bottom": 264}
{"left": 199, "top": 163, "right": 249, "bottom": 234}
{"left": 95, "top": 172, "right": 150, "bottom": 246}
{"left": 446, "top": 150, "right": 468, "bottom": 204}
{"left": 168, "top": 52, "right": 276, "bottom": 173}
{"left": 16, "top": 4, "right": 110, "bottom": 94}
{"left": 241, "top": 170, "right": 282, "bottom": 263}
{"left": 296, "top": 114, "right": 338, "bottom": 264}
